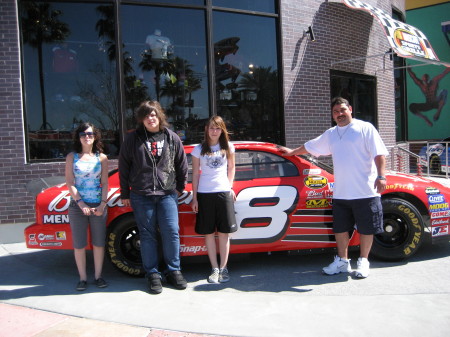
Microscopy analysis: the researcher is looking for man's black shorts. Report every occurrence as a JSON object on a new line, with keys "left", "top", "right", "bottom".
{"left": 332, "top": 197, "right": 384, "bottom": 235}
{"left": 195, "top": 192, "right": 238, "bottom": 235}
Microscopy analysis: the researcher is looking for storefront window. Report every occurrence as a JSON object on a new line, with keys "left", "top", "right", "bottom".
{"left": 132, "top": 0, "right": 204, "bottom": 5}
{"left": 120, "top": 5, "right": 209, "bottom": 143}
{"left": 20, "top": 1, "right": 118, "bottom": 161}
{"left": 330, "top": 71, "right": 377, "bottom": 127}
{"left": 213, "top": 11, "right": 281, "bottom": 143}
{"left": 213, "top": 0, "right": 276, "bottom": 13}
{"left": 19, "top": 0, "right": 282, "bottom": 161}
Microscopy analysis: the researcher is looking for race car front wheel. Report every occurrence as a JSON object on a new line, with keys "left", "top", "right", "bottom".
{"left": 106, "top": 214, "right": 145, "bottom": 276}
{"left": 371, "top": 198, "right": 424, "bottom": 261}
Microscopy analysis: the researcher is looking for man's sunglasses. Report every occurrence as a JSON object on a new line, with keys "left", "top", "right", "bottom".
{"left": 79, "top": 132, "right": 95, "bottom": 138}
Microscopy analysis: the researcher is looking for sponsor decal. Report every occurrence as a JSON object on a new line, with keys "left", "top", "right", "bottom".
{"left": 386, "top": 183, "right": 414, "bottom": 191}
{"left": 324, "top": 190, "right": 333, "bottom": 199}
{"left": 431, "top": 218, "right": 450, "bottom": 226}
{"left": 28, "top": 234, "right": 38, "bottom": 246}
{"left": 47, "top": 188, "right": 123, "bottom": 214}
{"left": 393, "top": 28, "right": 429, "bottom": 58}
{"left": 178, "top": 190, "right": 193, "bottom": 205}
{"left": 39, "top": 242, "right": 63, "bottom": 247}
{"left": 428, "top": 194, "right": 445, "bottom": 204}
{"left": 304, "top": 176, "right": 328, "bottom": 189}
{"left": 180, "top": 245, "right": 207, "bottom": 254}
{"left": 303, "top": 169, "right": 321, "bottom": 175}
{"left": 432, "top": 225, "right": 449, "bottom": 237}
{"left": 328, "top": 183, "right": 334, "bottom": 191}
{"left": 306, "top": 199, "right": 330, "bottom": 208}
{"left": 38, "top": 233, "right": 55, "bottom": 241}
{"left": 428, "top": 203, "right": 449, "bottom": 211}
{"left": 56, "top": 231, "right": 66, "bottom": 240}
{"left": 431, "top": 210, "right": 450, "bottom": 219}
{"left": 425, "top": 187, "right": 440, "bottom": 195}
{"left": 306, "top": 190, "right": 324, "bottom": 199}
{"left": 43, "top": 214, "right": 69, "bottom": 224}
{"left": 45, "top": 188, "right": 193, "bottom": 214}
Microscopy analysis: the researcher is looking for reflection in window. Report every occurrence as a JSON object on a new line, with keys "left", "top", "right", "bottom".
{"left": 213, "top": 0, "right": 276, "bottom": 13}
{"left": 235, "top": 151, "right": 298, "bottom": 180}
{"left": 20, "top": 1, "right": 118, "bottom": 161}
{"left": 213, "top": 11, "right": 281, "bottom": 144}
{"left": 121, "top": 5, "right": 209, "bottom": 144}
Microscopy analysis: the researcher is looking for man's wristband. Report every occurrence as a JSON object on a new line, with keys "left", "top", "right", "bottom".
{"left": 377, "top": 176, "right": 386, "bottom": 180}
{"left": 76, "top": 199, "right": 83, "bottom": 204}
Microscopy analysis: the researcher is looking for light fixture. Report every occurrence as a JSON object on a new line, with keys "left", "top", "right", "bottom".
{"left": 304, "top": 26, "right": 315, "bottom": 42}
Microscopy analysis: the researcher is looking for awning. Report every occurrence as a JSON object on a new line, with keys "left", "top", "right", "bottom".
{"left": 341, "top": 0, "right": 450, "bottom": 68}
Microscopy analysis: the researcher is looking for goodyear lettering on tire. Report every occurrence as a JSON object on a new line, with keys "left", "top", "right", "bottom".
{"left": 398, "top": 204, "right": 422, "bottom": 255}
{"left": 107, "top": 232, "right": 141, "bottom": 276}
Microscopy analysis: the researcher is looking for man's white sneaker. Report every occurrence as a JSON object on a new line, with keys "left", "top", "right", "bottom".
{"left": 322, "top": 255, "right": 352, "bottom": 275}
{"left": 355, "top": 257, "right": 370, "bottom": 278}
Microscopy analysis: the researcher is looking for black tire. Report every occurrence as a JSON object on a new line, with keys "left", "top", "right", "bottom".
{"left": 106, "top": 215, "right": 145, "bottom": 276}
{"left": 371, "top": 198, "right": 424, "bottom": 261}
{"left": 429, "top": 155, "right": 441, "bottom": 175}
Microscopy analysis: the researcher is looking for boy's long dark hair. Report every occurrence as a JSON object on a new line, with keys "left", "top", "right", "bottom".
{"left": 72, "top": 122, "right": 104, "bottom": 154}
{"left": 201, "top": 116, "right": 231, "bottom": 158}
{"left": 135, "top": 100, "right": 169, "bottom": 131}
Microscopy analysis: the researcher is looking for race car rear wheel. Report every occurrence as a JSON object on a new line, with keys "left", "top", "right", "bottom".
{"left": 371, "top": 198, "right": 424, "bottom": 261}
{"left": 429, "top": 155, "right": 441, "bottom": 175}
{"left": 106, "top": 215, "right": 145, "bottom": 276}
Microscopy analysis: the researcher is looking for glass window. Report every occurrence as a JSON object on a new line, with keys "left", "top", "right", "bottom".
{"left": 213, "top": 0, "right": 276, "bottom": 13}
{"left": 20, "top": 1, "right": 118, "bottom": 161}
{"left": 213, "top": 11, "right": 281, "bottom": 144}
{"left": 132, "top": 0, "right": 204, "bottom": 5}
{"left": 120, "top": 5, "right": 209, "bottom": 144}
{"left": 330, "top": 71, "right": 377, "bottom": 127}
{"left": 235, "top": 151, "right": 298, "bottom": 180}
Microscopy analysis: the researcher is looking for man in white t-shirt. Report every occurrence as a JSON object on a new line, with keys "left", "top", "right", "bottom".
{"left": 278, "top": 97, "right": 388, "bottom": 278}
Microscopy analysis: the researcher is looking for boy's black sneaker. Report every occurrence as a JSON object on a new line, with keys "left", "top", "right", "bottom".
{"left": 95, "top": 278, "right": 108, "bottom": 288}
{"left": 148, "top": 273, "right": 163, "bottom": 294}
{"left": 76, "top": 280, "right": 87, "bottom": 291}
{"left": 166, "top": 270, "right": 187, "bottom": 290}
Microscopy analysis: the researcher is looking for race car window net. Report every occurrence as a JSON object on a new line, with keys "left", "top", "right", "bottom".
{"left": 300, "top": 154, "right": 334, "bottom": 175}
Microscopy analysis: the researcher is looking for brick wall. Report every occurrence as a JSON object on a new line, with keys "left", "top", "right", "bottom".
{"left": 0, "top": 0, "right": 402, "bottom": 225}
{"left": 281, "top": 0, "right": 397, "bottom": 151}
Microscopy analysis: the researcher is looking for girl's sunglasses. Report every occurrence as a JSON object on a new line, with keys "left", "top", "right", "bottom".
{"left": 79, "top": 132, "right": 95, "bottom": 138}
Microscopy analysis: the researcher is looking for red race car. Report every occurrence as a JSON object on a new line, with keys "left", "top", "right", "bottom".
{"left": 25, "top": 142, "right": 450, "bottom": 276}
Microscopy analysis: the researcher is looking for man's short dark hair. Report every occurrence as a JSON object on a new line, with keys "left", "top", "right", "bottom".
{"left": 331, "top": 97, "right": 350, "bottom": 109}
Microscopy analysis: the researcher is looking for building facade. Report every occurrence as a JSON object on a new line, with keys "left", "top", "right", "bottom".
{"left": 0, "top": 0, "right": 403, "bottom": 227}
{"left": 405, "top": 0, "right": 450, "bottom": 141}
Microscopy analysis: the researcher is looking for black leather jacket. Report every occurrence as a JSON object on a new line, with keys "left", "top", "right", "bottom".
{"left": 119, "top": 126, "right": 188, "bottom": 198}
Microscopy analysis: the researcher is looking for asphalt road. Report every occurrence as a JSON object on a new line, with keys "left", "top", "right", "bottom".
{"left": 1, "top": 235, "right": 450, "bottom": 337}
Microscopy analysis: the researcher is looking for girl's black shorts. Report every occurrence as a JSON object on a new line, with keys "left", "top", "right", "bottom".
{"left": 195, "top": 192, "right": 238, "bottom": 234}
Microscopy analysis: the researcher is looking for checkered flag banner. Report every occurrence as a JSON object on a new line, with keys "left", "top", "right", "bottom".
{"left": 343, "top": 0, "right": 439, "bottom": 61}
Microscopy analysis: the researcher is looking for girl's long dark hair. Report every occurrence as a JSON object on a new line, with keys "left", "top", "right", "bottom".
{"left": 201, "top": 116, "right": 231, "bottom": 158}
{"left": 72, "top": 122, "right": 104, "bottom": 154}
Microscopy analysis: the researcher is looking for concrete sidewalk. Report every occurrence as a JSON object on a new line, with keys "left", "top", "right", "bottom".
{"left": 1, "top": 240, "right": 450, "bottom": 337}
{"left": 0, "top": 302, "right": 220, "bottom": 337}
